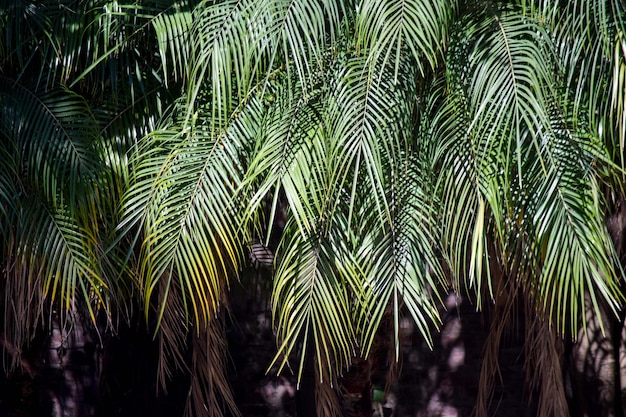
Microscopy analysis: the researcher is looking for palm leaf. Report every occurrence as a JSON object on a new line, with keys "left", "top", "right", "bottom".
{"left": 11, "top": 196, "right": 107, "bottom": 323}
{"left": 356, "top": 0, "right": 452, "bottom": 79}
{"left": 435, "top": 7, "right": 556, "bottom": 302}
{"left": 152, "top": 3, "right": 195, "bottom": 86}
{"left": 244, "top": 80, "right": 324, "bottom": 237}
{"left": 357, "top": 153, "right": 443, "bottom": 358}
{"left": 186, "top": 0, "right": 256, "bottom": 124}
{"left": 0, "top": 78, "right": 101, "bottom": 213}
{"left": 550, "top": 0, "right": 626, "bottom": 172}
{"left": 0, "top": 75, "right": 109, "bottom": 326}
{"left": 256, "top": 0, "right": 341, "bottom": 91}
{"left": 439, "top": 5, "right": 623, "bottom": 334}
{"left": 70, "top": 0, "right": 194, "bottom": 92}
{"left": 519, "top": 99, "right": 622, "bottom": 335}
{"left": 270, "top": 219, "right": 356, "bottom": 386}
{"left": 120, "top": 98, "right": 249, "bottom": 329}
{"left": 326, "top": 56, "right": 409, "bottom": 228}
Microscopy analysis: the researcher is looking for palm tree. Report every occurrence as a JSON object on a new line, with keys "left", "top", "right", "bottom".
{"left": 0, "top": 1, "right": 180, "bottom": 415}
{"left": 1, "top": 1, "right": 625, "bottom": 416}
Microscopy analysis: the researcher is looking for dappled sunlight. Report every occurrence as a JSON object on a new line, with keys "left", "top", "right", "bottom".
{"left": 394, "top": 291, "right": 471, "bottom": 417}
{"left": 260, "top": 376, "right": 295, "bottom": 417}
{"left": 447, "top": 345, "right": 465, "bottom": 372}
{"left": 570, "top": 295, "right": 624, "bottom": 416}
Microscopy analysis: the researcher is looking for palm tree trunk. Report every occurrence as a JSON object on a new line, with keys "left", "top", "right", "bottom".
{"left": 606, "top": 193, "right": 626, "bottom": 417}
{"left": 46, "top": 306, "right": 100, "bottom": 417}
{"left": 571, "top": 294, "right": 620, "bottom": 417}
{"left": 611, "top": 310, "right": 625, "bottom": 417}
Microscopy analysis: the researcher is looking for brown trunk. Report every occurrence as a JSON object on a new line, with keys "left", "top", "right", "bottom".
{"left": 569, "top": 191, "right": 626, "bottom": 417}
{"left": 46, "top": 307, "right": 100, "bottom": 417}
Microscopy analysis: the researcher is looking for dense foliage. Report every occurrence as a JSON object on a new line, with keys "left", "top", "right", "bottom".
{"left": 1, "top": 1, "right": 625, "bottom": 416}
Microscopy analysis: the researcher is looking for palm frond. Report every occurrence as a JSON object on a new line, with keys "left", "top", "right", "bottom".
{"left": 435, "top": 7, "right": 557, "bottom": 304}
{"left": 356, "top": 0, "right": 453, "bottom": 79}
{"left": 186, "top": 0, "right": 344, "bottom": 129}
{"left": 519, "top": 98, "right": 622, "bottom": 335}
{"left": 244, "top": 75, "right": 358, "bottom": 384}
{"left": 186, "top": 0, "right": 255, "bottom": 125}
{"left": 11, "top": 196, "right": 107, "bottom": 324}
{"left": 270, "top": 220, "right": 356, "bottom": 386}
{"left": 439, "top": 5, "right": 623, "bottom": 334}
{"left": 0, "top": 78, "right": 101, "bottom": 213}
{"left": 244, "top": 80, "right": 324, "bottom": 236}
{"left": 326, "top": 56, "right": 409, "bottom": 227}
{"left": 0, "top": 74, "right": 110, "bottom": 329}
{"left": 152, "top": 3, "right": 195, "bottom": 86}
{"left": 256, "top": 0, "right": 341, "bottom": 90}
{"left": 120, "top": 99, "right": 248, "bottom": 329}
{"left": 556, "top": 0, "right": 626, "bottom": 172}
{"left": 0, "top": 0, "right": 57, "bottom": 79}
{"left": 357, "top": 153, "right": 443, "bottom": 358}
{"left": 95, "top": 84, "right": 174, "bottom": 213}
{"left": 68, "top": 0, "right": 195, "bottom": 92}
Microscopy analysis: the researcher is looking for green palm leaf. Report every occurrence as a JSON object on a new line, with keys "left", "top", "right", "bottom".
{"left": 187, "top": 0, "right": 256, "bottom": 124}
{"left": 436, "top": 7, "right": 555, "bottom": 299}
{"left": 357, "top": 153, "right": 444, "bottom": 357}
{"left": 13, "top": 197, "right": 107, "bottom": 322}
{"left": 519, "top": 99, "right": 622, "bottom": 334}
{"left": 356, "top": 0, "right": 452, "bottom": 78}
{"left": 326, "top": 56, "right": 409, "bottom": 227}
{"left": 152, "top": 3, "right": 195, "bottom": 85}
{"left": 121, "top": 102, "right": 248, "bottom": 328}
{"left": 439, "top": 5, "right": 623, "bottom": 333}
{"left": 270, "top": 220, "right": 356, "bottom": 385}
{"left": 245, "top": 80, "right": 324, "bottom": 236}
{"left": 0, "top": 78, "right": 101, "bottom": 212}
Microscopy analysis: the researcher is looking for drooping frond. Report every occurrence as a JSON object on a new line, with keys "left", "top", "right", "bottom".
{"left": 241, "top": 75, "right": 357, "bottom": 383}
{"left": 356, "top": 0, "right": 453, "bottom": 78}
{"left": 11, "top": 196, "right": 107, "bottom": 324}
{"left": 518, "top": 97, "right": 622, "bottom": 335}
{"left": 326, "top": 56, "right": 409, "bottom": 227}
{"left": 120, "top": 96, "right": 251, "bottom": 329}
{"left": 0, "top": 74, "right": 110, "bottom": 332}
{"left": 270, "top": 219, "right": 356, "bottom": 386}
{"left": 357, "top": 153, "right": 444, "bottom": 358}
{"left": 70, "top": 0, "right": 196, "bottom": 92}
{"left": 152, "top": 3, "right": 195, "bottom": 86}
{"left": 0, "top": 78, "right": 101, "bottom": 211}
{"left": 0, "top": 0, "right": 58, "bottom": 80}
{"left": 186, "top": 0, "right": 257, "bottom": 125}
{"left": 544, "top": 0, "right": 626, "bottom": 173}
{"left": 435, "top": 5, "right": 557, "bottom": 299}
{"left": 255, "top": 0, "right": 343, "bottom": 91}
{"left": 244, "top": 78, "right": 330, "bottom": 240}
{"left": 438, "top": 4, "right": 623, "bottom": 334}
{"left": 186, "top": 0, "right": 343, "bottom": 130}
